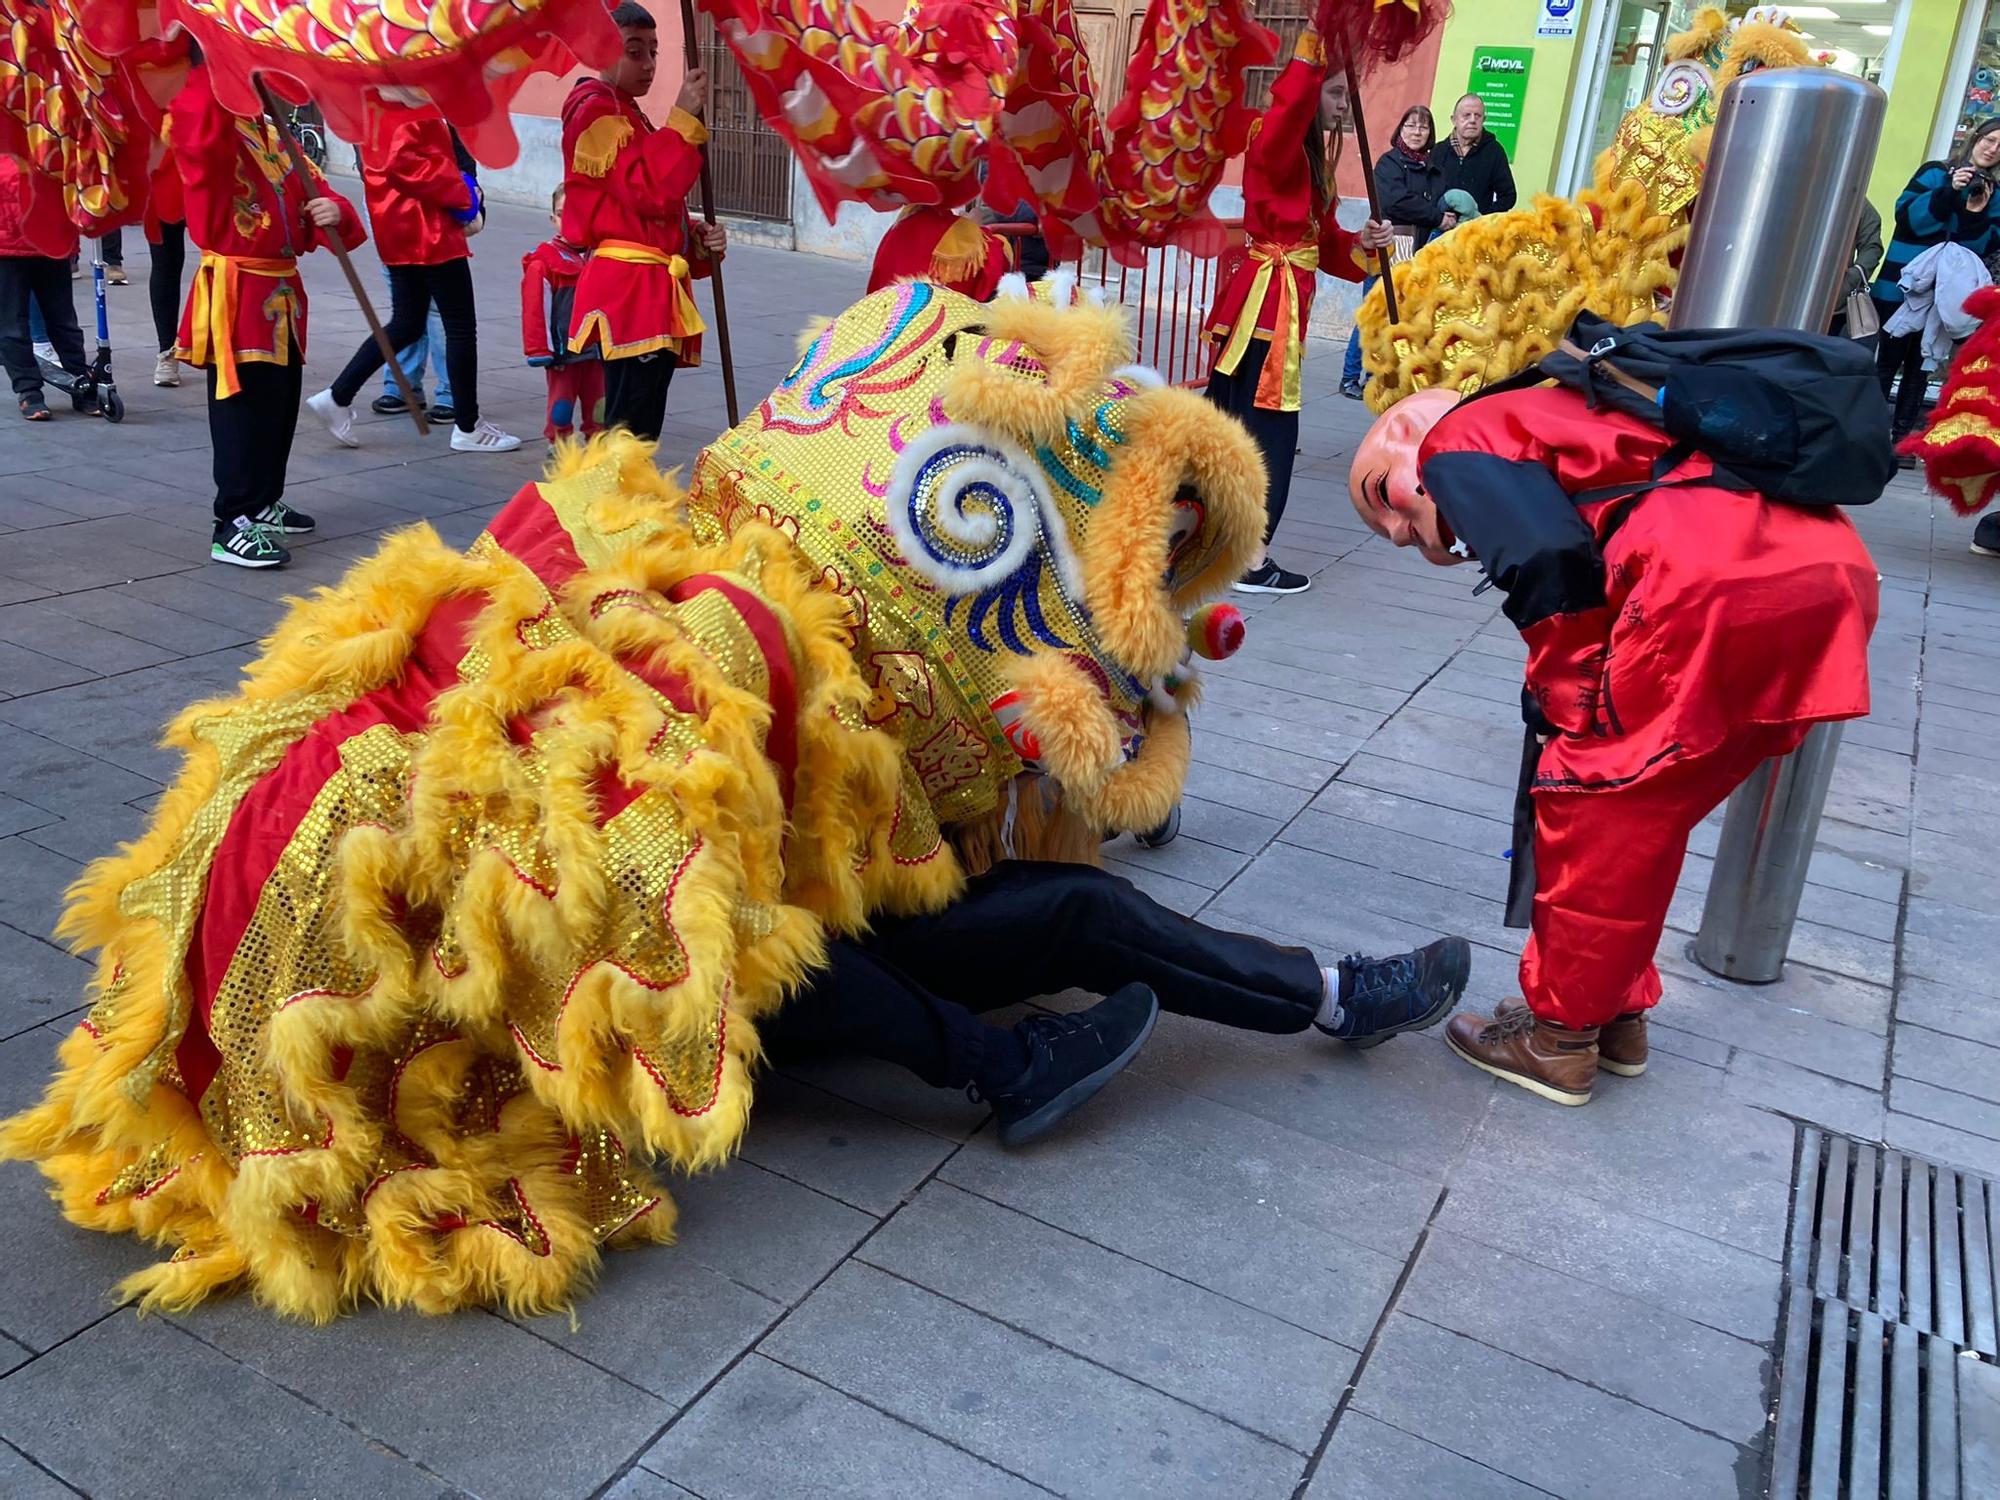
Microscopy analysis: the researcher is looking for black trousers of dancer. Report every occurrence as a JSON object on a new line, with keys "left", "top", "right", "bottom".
{"left": 208, "top": 359, "right": 303, "bottom": 527}
{"left": 603, "top": 350, "right": 678, "bottom": 442}
{"left": 1202, "top": 337, "right": 1296, "bottom": 544}
{"left": 765, "top": 861, "right": 1324, "bottom": 1089}
{"left": 328, "top": 258, "right": 479, "bottom": 432}
{"left": 150, "top": 221, "right": 187, "bottom": 354}
{"left": 0, "top": 255, "right": 87, "bottom": 397}
{"left": 1874, "top": 295, "right": 1928, "bottom": 439}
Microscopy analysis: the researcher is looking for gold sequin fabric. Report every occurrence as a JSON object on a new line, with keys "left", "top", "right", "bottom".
{"left": 0, "top": 440, "right": 955, "bottom": 1321}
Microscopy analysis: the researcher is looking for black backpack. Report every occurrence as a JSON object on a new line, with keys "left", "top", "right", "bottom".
{"left": 1477, "top": 312, "right": 1896, "bottom": 508}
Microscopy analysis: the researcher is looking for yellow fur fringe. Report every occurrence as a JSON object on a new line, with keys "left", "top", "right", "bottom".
{"left": 0, "top": 436, "right": 959, "bottom": 1322}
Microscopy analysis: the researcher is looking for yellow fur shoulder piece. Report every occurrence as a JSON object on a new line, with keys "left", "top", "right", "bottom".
{"left": 571, "top": 115, "right": 634, "bottom": 178}
{"left": 0, "top": 450, "right": 957, "bottom": 1322}
{"left": 1667, "top": 5, "right": 1730, "bottom": 61}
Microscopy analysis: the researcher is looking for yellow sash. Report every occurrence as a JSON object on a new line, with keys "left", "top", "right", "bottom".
{"left": 186, "top": 252, "right": 298, "bottom": 400}
{"left": 593, "top": 239, "right": 705, "bottom": 338}
{"left": 1212, "top": 241, "right": 1319, "bottom": 413}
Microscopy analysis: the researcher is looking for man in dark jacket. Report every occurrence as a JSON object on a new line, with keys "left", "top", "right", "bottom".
{"left": 1434, "top": 95, "right": 1516, "bottom": 217}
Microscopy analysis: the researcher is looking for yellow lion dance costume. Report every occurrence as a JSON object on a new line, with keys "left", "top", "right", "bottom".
{"left": 1359, "top": 4, "right": 1819, "bottom": 410}
{"left": 0, "top": 277, "right": 1265, "bottom": 1320}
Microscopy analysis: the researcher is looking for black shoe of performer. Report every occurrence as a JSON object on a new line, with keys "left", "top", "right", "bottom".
{"left": 1321, "top": 936, "right": 1472, "bottom": 1049}
{"left": 976, "top": 984, "right": 1160, "bottom": 1148}
{"left": 1233, "top": 559, "right": 1311, "bottom": 595}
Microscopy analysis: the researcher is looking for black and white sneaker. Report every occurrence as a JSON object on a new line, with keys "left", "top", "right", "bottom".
{"left": 1233, "top": 559, "right": 1311, "bottom": 595}
{"left": 1972, "top": 512, "right": 2000, "bottom": 558}
{"left": 1319, "top": 937, "right": 1472, "bottom": 1049}
{"left": 1340, "top": 377, "right": 1366, "bottom": 401}
{"left": 251, "top": 500, "right": 315, "bottom": 535}
{"left": 371, "top": 392, "right": 412, "bottom": 415}
{"left": 212, "top": 517, "right": 289, "bottom": 569}
{"left": 977, "top": 984, "right": 1159, "bottom": 1147}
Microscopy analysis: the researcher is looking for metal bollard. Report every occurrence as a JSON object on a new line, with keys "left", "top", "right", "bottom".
{"left": 1677, "top": 69, "right": 1886, "bottom": 982}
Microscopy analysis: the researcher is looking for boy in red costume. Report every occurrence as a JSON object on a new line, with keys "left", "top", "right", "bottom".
{"left": 1348, "top": 384, "right": 1880, "bottom": 1105}
{"left": 522, "top": 184, "right": 605, "bottom": 447}
{"left": 562, "top": 1, "right": 726, "bottom": 442}
{"left": 867, "top": 204, "right": 1017, "bottom": 299}
{"left": 1204, "top": 28, "right": 1391, "bottom": 596}
{"left": 171, "top": 59, "right": 365, "bottom": 568}
{"left": 0, "top": 153, "right": 93, "bottom": 421}
{"left": 308, "top": 92, "right": 520, "bottom": 455}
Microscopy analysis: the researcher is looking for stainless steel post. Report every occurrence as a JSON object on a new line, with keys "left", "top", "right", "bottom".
{"left": 1679, "top": 69, "right": 1886, "bottom": 982}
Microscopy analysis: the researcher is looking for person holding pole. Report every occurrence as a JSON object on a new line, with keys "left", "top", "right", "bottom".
{"left": 171, "top": 58, "right": 365, "bottom": 568}
{"left": 560, "top": 1, "right": 726, "bottom": 443}
{"left": 307, "top": 93, "right": 520, "bottom": 454}
{"left": 1202, "top": 27, "right": 1392, "bottom": 597}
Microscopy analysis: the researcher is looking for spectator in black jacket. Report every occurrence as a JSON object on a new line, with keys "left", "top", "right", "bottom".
{"left": 1435, "top": 95, "right": 1516, "bottom": 217}
{"left": 1343, "top": 106, "right": 1442, "bottom": 397}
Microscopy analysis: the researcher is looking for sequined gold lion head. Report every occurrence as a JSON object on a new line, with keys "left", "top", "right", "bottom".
{"left": 1599, "top": 4, "right": 1818, "bottom": 221}
{"left": 687, "top": 276, "right": 1266, "bottom": 852}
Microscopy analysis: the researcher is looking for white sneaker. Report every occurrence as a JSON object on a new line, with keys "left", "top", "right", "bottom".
{"left": 307, "top": 388, "right": 359, "bottom": 447}
{"left": 450, "top": 418, "right": 523, "bottom": 454}
{"left": 153, "top": 350, "right": 181, "bottom": 387}
{"left": 32, "top": 341, "right": 55, "bottom": 363}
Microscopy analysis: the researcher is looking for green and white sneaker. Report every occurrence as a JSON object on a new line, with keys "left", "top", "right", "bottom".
{"left": 212, "top": 517, "right": 289, "bottom": 569}
{"left": 251, "top": 500, "right": 316, "bottom": 534}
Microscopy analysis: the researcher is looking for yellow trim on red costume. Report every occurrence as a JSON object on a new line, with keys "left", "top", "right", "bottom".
{"left": 181, "top": 252, "right": 300, "bottom": 400}
{"left": 1210, "top": 241, "right": 1319, "bottom": 411}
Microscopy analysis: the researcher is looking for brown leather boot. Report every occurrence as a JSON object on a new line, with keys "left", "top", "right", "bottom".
{"left": 1492, "top": 1000, "right": 1648, "bottom": 1079}
{"left": 1597, "top": 1010, "right": 1648, "bottom": 1077}
{"left": 1444, "top": 1004, "right": 1599, "bottom": 1105}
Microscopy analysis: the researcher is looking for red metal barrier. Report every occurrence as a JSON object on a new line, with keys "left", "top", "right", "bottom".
{"left": 989, "top": 220, "right": 1245, "bottom": 389}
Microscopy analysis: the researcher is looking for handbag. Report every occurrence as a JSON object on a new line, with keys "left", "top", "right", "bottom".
{"left": 1844, "top": 283, "right": 1879, "bottom": 339}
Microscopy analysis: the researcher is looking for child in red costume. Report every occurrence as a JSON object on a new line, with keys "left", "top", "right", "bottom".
{"left": 1349, "top": 385, "right": 1880, "bottom": 1105}
{"left": 171, "top": 61, "right": 365, "bottom": 569}
{"left": 867, "top": 204, "right": 1017, "bottom": 299}
{"left": 1204, "top": 28, "right": 1391, "bottom": 597}
{"left": 0, "top": 154, "right": 92, "bottom": 421}
{"left": 308, "top": 93, "right": 521, "bottom": 455}
{"left": 523, "top": 184, "right": 605, "bottom": 447}
{"left": 562, "top": 1, "right": 726, "bottom": 443}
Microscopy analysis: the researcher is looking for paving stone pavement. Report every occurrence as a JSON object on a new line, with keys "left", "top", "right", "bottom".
{"left": 1, "top": 196, "right": 1997, "bottom": 1498}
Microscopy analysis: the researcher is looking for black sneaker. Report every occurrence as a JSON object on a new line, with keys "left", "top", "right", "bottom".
{"left": 1319, "top": 936, "right": 1472, "bottom": 1049}
{"left": 428, "top": 402, "right": 456, "bottom": 425}
{"left": 1340, "top": 377, "right": 1365, "bottom": 401}
{"left": 371, "top": 392, "right": 411, "bottom": 415}
{"left": 1972, "top": 512, "right": 2000, "bottom": 558}
{"left": 18, "top": 392, "right": 51, "bottom": 421}
{"left": 1233, "top": 559, "right": 1311, "bottom": 595}
{"left": 252, "top": 500, "right": 316, "bottom": 534}
{"left": 977, "top": 984, "right": 1160, "bottom": 1147}
{"left": 212, "top": 517, "right": 289, "bottom": 569}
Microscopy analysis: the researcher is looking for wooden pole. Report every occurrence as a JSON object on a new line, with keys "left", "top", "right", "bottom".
{"left": 1341, "top": 55, "right": 1399, "bottom": 327}
{"left": 677, "top": 0, "right": 740, "bottom": 427}
{"left": 255, "top": 79, "right": 429, "bottom": 435}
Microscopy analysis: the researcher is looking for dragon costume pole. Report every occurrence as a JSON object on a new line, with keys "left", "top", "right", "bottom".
{"left": 254, "top": 77, "right": 429, "bottom": 436}
{"left": 678, "top": 0, "right": 740, "bottom": 427}
{"left": 1342, "top": 55, "right": 1398, "bottom": 326}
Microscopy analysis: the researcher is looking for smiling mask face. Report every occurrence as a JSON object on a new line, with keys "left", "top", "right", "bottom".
{"left": 1348, "top": 388, "right": 1463, "bottom": 566}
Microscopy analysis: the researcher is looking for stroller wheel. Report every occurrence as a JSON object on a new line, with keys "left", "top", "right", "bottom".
{"left": 99, "top": 387, "right": 125, "bottom": 423}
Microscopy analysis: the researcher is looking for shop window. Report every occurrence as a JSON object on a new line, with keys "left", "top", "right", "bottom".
{"left": 1947, "top": 3, "right": 2000, "bottom": 158}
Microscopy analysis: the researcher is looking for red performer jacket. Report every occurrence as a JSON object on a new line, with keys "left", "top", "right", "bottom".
{"left": 171, "top": 65, "right": 365, "bottom": 398}
{"left": 867, "top": 205, "right": 1017, "bottom": 299}
{"left": 358, "top": 99, "right": 474, "bottom": 267}
{"left": 521, "top": 235, "right": 592, "bottom": 366}
{"left": 145, "top": 150, "right": 185, "bottom": 241}
{"left": 561, "top": 78, "right": 712, "bottom": 363}
{"left": 1419, "top": 386, "right": 1879, "bottom": 792}
{"left": 1204, "top": 31, "right": 1370, "bottom": 412}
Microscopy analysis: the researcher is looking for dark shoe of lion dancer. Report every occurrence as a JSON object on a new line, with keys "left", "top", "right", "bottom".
{"left": 1348, "top": 378, "right": 1880, "bottom": 1104}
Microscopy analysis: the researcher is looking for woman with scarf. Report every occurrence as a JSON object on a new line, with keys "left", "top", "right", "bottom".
{"left": 1203, "top": 29, "right": 1392, "bottom": 596}
{"left": 1341, "top": 104, "right": 1444, "bottom": 401}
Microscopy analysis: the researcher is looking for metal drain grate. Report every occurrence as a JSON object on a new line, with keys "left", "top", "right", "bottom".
{"left": 1799, "top": 1131, "right": 1999, "bottom": 1358}
{"left": 1771, "top": 1130, "right": 2000, "bottom": 1500}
